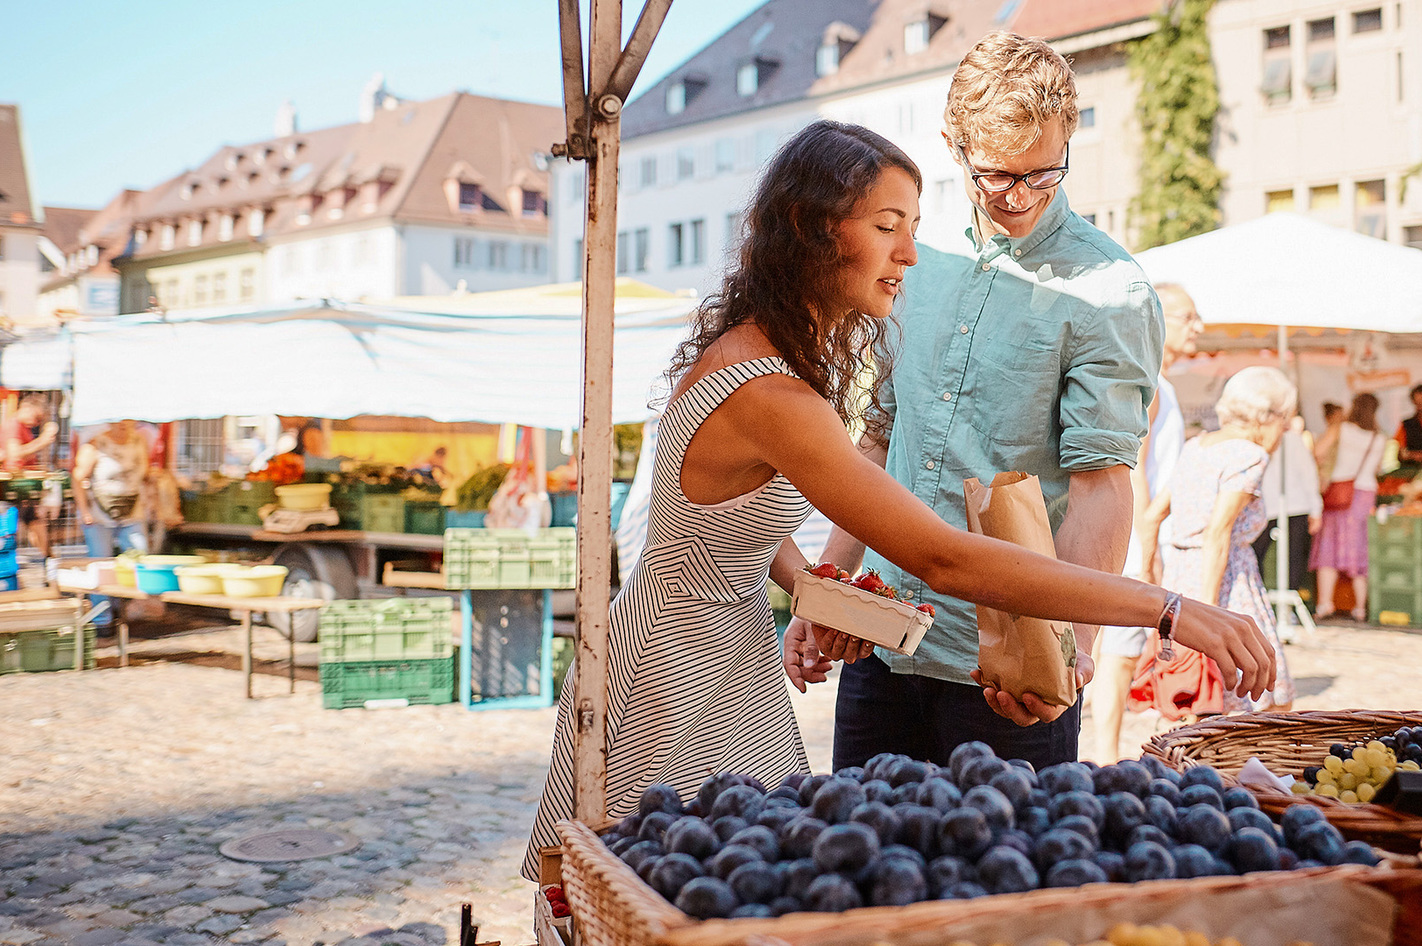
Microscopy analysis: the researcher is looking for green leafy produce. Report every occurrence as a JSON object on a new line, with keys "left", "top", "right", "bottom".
{"left": 454, "top": 463, "right": 510, "bottom": 512}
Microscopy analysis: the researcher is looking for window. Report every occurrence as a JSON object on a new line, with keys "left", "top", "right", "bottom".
{"left": 249, "top": 208, "right": 265, "bottom": 238}
{"left": 1405, "top": 225, "right": 1422, "bottom": 250}
{"left": 1078, "top": 107, "right": 1096, "bottom": 129}
{"left": 677, "top": 147, "right": 695, "bottom": 181}
{"left": 616, "top": 231, "right": 630, "bottom": 275}
{"left": 1356, "top": 179, "right": 1386, "bottom": 238}
{"left": 640, "top": 156, "right": 657, "bottom": 188}
{"left": 188, "top": 220, "right": 203, "bottom": 246}
{"left": 904, "top": 19, "right": 930, "bottom": 55}
{"left": 239, "top": 268, "right": 255, "bottom": 301}
{"left": 715, "top": 138, "right": 736, "bottom": 173}
{"left": 754, "top": 129, "right": 777, "bottom": 163}
{"left": 572, "top": 238, "right": 584, "bottom": 280}
{"left": 634, "top": 228, "right": 649, "bottom": 273}
{"left": 454, "top": 237, "right": 478, "bottom": 268}
{"left": 487, "top": 240, "right": 508, "bottom": 270}
{"left": 1305, "top": 18, "right": 1337, "bottom": 97}
{"left": 1262, "top": 26, "right": 1292, "bottom": 103}
{"left": 219, "top": 215, "right": 234, "bottom": 242}
{"left": 668, "top": 222, "right": 684, "bottom": 267}
{"left": 816, "top": 42, "right": 841, "bottom": 76}
{"left": 1354, "top": 8, "right": 1383, "bottom": 32}
{"left": 458, "top": 182, "right": 483, "bottom": 211}
{"left": 1266, "top": 188, "right": 1296, "bottom": 212}
{"left": 522, "top": 243, "right": 544, "bottom": 273}
{"left": 737, "top": 62, "right": 759, "bottom": 96}
{"left": 1310, "top": 183, "right": 1340, "bottom": 208}
{"left": 726, "top": 212, "right": 743, "bottom": 245}
{"left": 212, "top": 272, "right": 227, "bottom": 304}
{"left": 193, "top": 275, "right": 208, "bottom": 306}
{"left": 161, "top": 224, "right": 175, "bottom": 250}
{"left": 666, "top": 82, "right": 686, "bottom": 115}
{"left": 523, "top": 189, "right": 546, "bottom": 216}
{"left": 688, "top": 219, "right": 705, "bottom": 265}
{"left": 1082, "top": 213, "right": 1097, "bottom": 226}
{"left": 164, "top": 280, "right": 178, "bottom": 306}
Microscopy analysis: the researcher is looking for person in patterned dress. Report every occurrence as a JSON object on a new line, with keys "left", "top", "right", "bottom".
{"left": 1137, "top": 366, "right": 1297, "bottom": 717}
{"left": 524, "top": 121, "right": 1277, "bottom": 879}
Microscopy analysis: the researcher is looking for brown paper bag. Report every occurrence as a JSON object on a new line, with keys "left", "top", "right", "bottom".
{"left": 963, "top": 471, "right": 1077, "bottom": 707}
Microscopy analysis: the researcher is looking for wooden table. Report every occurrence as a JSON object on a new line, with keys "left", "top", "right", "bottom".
{"left": 58, "top": 583, "right": 325, "bottom": 698}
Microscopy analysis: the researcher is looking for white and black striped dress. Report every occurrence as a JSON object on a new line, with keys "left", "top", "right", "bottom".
{"left": 523, "top": 357, "right": 813, "bottom": 879}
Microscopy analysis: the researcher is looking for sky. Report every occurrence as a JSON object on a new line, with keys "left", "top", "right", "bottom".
{"left": 4, "top": 0, "right": 767, "bottom": 211}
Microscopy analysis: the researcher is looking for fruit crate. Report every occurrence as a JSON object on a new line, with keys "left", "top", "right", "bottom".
{"left": 319, "top": 597, "right": 454, "bottom": 662}
{"left": 319, "top": 655, "right": 455, "bottom": 709}
{"left": 218, "top": 480, "right": 277, "bottom": 526}
{"left": 0, "top": 625, "right": 97, "bottom": 674}
{"left": 1370, "top": 517, "right": 1422, "bottom": 624}
{"left": 444, "top": 527, "right": 575, "bottom": 590}
{"left": 404, "top": 499, "right": 446, "bottom": 535}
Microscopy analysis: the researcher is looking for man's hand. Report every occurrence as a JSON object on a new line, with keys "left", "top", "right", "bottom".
{"left": 970, "top": 650, "right": 1092, "bottom": 727}
{"left": 809, "top": 620, "right": 875, "bottom": 664}
{"left": 782, "top": 618, "right": 833, "bottom": 693}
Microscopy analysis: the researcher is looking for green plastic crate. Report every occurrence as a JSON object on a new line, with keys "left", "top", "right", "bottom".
{"left": 0, "top": 625, "right": 97, "bottom": 674}
{"left": 1370, "top": 518, "right": 1422, "bottom": 625}
{"left": 320, "top": 655, "right": 455, "bottom": 709}
{"left": 443, "top": 527, "right": 575, "bottom": 590}
{"left": 319, "top": 598, "right": 454, "bottom": 662}
{"left": 404, "top": 500, "right": 446, "bottom": 535}
{"left": 359, "top": 494, "right": 406, "bottom": 533}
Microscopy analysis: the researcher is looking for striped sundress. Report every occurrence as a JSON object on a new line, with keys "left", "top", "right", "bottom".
{"left": 523, "top": 357, "right": 814, "bottom": 879}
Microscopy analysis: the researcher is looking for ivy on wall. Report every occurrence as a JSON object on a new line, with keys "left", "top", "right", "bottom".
{"left": 1127, "top": 0, "right": 1225, "bottom": 250}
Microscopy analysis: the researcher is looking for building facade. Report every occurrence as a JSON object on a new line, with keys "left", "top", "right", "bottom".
{"left": 0, "top": 105, "right": 44, "bottom": 328}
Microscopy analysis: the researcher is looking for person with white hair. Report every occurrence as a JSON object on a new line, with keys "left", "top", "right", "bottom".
{"left": 1135, "top": 366, "right": 1298, "bottom": 717}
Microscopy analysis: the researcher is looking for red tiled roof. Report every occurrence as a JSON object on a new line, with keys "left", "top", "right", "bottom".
{"left": 1012, "top": 0, "right": 1161, "bottom": 41}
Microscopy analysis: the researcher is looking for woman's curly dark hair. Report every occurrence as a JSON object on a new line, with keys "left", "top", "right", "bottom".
{"left": 661, "top": 120, "right": 921, "bottom": 439}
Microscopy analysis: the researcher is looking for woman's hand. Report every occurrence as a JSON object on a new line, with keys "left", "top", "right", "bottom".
{"left": 781, "top": 617, "right": 833, "bottom": 693}
{"left": 1173, "top": 597, "right": 1277, "bottom": 700}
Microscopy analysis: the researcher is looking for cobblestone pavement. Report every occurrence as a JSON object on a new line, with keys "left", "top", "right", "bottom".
{"left": 1, "top": 616, "right": 1419, "bottom": 946}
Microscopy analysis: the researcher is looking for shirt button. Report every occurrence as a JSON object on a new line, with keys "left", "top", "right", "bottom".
{"left": 1014, "top": 248, "right": 1023, "bottom": 257}
{"left": 943, "top": 392, "right": 952, "bottom": 401}
{"left": 925, "top": 460, "right": 935, "bottom": 470}
{"left": 981, "top": 263, "right": 990, "bottom": 271}
{"left": 959, "top": 325, "right": 969, "bottom": 334}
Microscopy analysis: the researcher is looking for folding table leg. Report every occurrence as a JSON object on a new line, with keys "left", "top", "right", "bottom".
{"left": 288, "top": 615, "right": 296, "bottom": 693}
{"left": 242, "top": 610, "right": 253, "bottom": 699}
{"left": 119, "top": 621, "right": 129, "bottom": 668}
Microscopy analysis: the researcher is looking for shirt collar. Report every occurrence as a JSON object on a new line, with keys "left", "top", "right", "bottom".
{"left": 964, "top": 188, "right": 1072, "bottom": 260}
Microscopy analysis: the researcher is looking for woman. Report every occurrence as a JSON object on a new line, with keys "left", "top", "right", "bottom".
{"left": 1311, "top": 392, "right": 1386, "bottom": 621}
{"left": 73, "top": 420, "right": 152, "bottom": 634}
{"left": 1137, "top": 367, "right": 1297, "bottom": 717}
{"left": 522, "top": 121, "right": 1274, "bottom": 878}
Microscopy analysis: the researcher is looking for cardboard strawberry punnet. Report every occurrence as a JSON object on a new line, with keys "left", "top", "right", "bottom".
{"left": 791, "top": 563, "right": 934, "bottom": 656}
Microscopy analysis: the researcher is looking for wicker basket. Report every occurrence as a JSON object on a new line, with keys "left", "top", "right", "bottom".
{"left": 1144, "top": 709, "right": 1422, "bottom": 853}
{"left": 555, "top": 820, "right": 1422, "bottom": 946}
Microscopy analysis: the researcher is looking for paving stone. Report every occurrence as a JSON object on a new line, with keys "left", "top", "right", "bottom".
{"left": 127, "top": 896, "right": 183, "bottom": 916}
{"left": 173, "top": 888, "right": 225, "bottom": 905}
{"left": 160, "top": 906, "right": 211, "bottom": 927}
{"left": 9, "top": 885, "right": 56, "bottom": 900}
{"left": 0, "top": 931, "right": 45, "bottom": 946}
{"left": 71, "top": 929, "right": 126, "bottom": 946}
{"left": 204, "top": 895, "right": 270, "bottom": 914}
{"left": 93, "top": 909, "right": 143, "bottom": 926}
{"left": 193, "top": 915, "right": 243, "bottom": 936}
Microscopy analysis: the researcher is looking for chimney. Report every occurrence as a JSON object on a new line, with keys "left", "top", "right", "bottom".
{"left": 275, "top": 100, "right": 298, "bottom": 138}
{"left": 360, "top": 73, "right": 387, "bottom": 123}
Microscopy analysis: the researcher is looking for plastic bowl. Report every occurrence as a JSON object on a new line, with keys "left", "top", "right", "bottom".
{"left": 139, "top": 554, "right": 207, "bottom": 567}
{"left": 174, "top": 563, "right": 247, "bottom": 595}
{"left": 220, "top": 565, "right": 288, "bottom": 598}
{"left": 114, "top": 558, "right": 137, "bottom": 587}
{"left": 275, "top": 483, "right": 333, "bottom": 511}
{"left": 134, "top": 562, "right": 185, "bottom": 594}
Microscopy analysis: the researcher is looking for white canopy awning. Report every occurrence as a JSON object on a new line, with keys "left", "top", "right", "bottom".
{"left": 52, "top": 283, "right": 697, "bottom": 428}
{"left": 0, "top": 329, "right": 73, "bottom": 390}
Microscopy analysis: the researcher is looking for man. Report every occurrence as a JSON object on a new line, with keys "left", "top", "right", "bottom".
{"left": 1090, "top": 284, "right": 1201, "bottom": 762}
{"left": 787, "top": 31, "right": 1164, "bottom": 771}
{"left": 2, "top": 394, "right": 60, "bottom": 555}
{"left": 1394, "top": 384, "right": 1422, "bottom": 476}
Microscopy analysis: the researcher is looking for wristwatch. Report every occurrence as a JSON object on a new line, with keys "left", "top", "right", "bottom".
{"left": 1156, "top": 591, "right": 1182, "bottom": 662}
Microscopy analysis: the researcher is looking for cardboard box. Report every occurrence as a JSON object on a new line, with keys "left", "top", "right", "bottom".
{"left": 790, "top": 570, "right": 932, "bottom": 655}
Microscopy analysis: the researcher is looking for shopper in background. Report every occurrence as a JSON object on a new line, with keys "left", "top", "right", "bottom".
{"left": 1252, "top": 415, "right": 1322, "bottom": 603}
{"left": 1393, "top": 384, "right": 1422, "bottom": 477}
{"left": 1311, "top": 393, "right": 1387, "bottom": 621}
{"left": 1317, "top": 401, "right": 1344, "bottom": 485}
{"left": 1089, "top": 282, "right": 1200, "bottom": 762}
{"left": 73, "top": 421, "right": 152, "bottom": 632}
{"left": 2, "top": 394, "right": 60, "bottom": 555}
{"left": 1136, "top": 366, "right": 1298, "bottom": 717}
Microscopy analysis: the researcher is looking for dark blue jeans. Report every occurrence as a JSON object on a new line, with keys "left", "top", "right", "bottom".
{"left": 833, "top": 654, "right": 1082, "bottom": 772}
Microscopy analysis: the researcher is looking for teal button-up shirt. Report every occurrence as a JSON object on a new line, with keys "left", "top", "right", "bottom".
{"left": 864, "top": 189, "right": 1164, "bottom": 684}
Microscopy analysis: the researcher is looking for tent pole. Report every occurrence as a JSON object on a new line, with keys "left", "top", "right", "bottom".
{"left": 558, "top": 0, "right": 673, "bottom": 830}
{"left": 1276, "top": 323, "right": 1290, "bottom": 631}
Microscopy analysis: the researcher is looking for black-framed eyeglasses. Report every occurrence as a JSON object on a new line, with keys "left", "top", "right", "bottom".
{"left": 954, "top": 142, "right": 1070, "bottom": 193}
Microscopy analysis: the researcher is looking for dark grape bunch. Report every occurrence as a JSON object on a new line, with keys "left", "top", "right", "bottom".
{"left": 599, "top": 744, "right": 1380, "bottom": 920}
{"left": 1293, "top": 726, "right": 1422, "bottom": 802}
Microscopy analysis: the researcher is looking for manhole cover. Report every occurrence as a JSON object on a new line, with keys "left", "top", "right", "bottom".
{"left": 219, "top": 829, "right": 359, "bottom": 863}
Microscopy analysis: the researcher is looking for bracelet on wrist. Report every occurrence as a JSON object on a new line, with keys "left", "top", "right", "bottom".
{"left": 1156, "top": 591, "right": 1182, "bottom": 662}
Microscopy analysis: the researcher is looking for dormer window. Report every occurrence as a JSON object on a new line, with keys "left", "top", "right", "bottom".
{"left": 249, "top": 208, "right": 265, "bottom": 237}
{"left": 284, "top": 140, "right": 304, "bottom": 160}
{"left": 181, "top": 181, "right": 197, "bottom": 200}
{"left": 161, "top": 224, "right": 175, "bottom": 250}
{"left": 459, "top": 182, "right": 483, "bottom": 211}
{"left": 134, "top": 228, "right": 147, "bottom": 247}
{"left": 816, "top": 23, "right": 861, "bottom": 76}
{"left": 522, "top": 189, "right": 546, "bottom": 217}
{"left": 667, "top": 82, "right": 686, "bottom": 114}
{"left": 737, "top": 62, "right": 759, "bottom": 96}
{"left": 225, "top": 152, "right": 243, "bottom": 170}
{"left": 904, "top": 9, "right": 947, "bottom": 55}
{"left": 219, "top": 214, "right": 234, "bottom": 241}
{"left": 187, "top": 219, "right": 203, "bottom": 246}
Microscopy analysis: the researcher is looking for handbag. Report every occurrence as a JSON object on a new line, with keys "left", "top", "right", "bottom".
{"left": 1321, "top": 432, "right": 1378, "bottom": 512}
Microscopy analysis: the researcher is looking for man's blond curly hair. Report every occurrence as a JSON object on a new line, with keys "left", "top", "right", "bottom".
{"left": 944, "top": 31, "right": 1078, "bottom": 156}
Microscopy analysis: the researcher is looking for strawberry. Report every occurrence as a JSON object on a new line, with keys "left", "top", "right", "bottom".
{"left": 550, "top": 900, "right": 572, "bottom": 918}
{"left": 916, "top": 603, "right": 936, "bottom": 617}
{"left": 807, "top": 562, "right": 839, "bottom": 579}
{"left": 850, "top": 570, "right": 887, "bottom": 595}
{"left": 836, "top": 568, "right": 852, "bottom": 582}
{"left": 874, "top": 585, "right": 899, "bottom": 600}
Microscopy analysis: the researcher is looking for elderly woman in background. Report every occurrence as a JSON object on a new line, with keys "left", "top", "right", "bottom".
{"left": 1138, "top": 366, "right": 1297, "bottom": 716}
{"left": 1311, "top": 392, "right": 1387, "bottom": 621}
